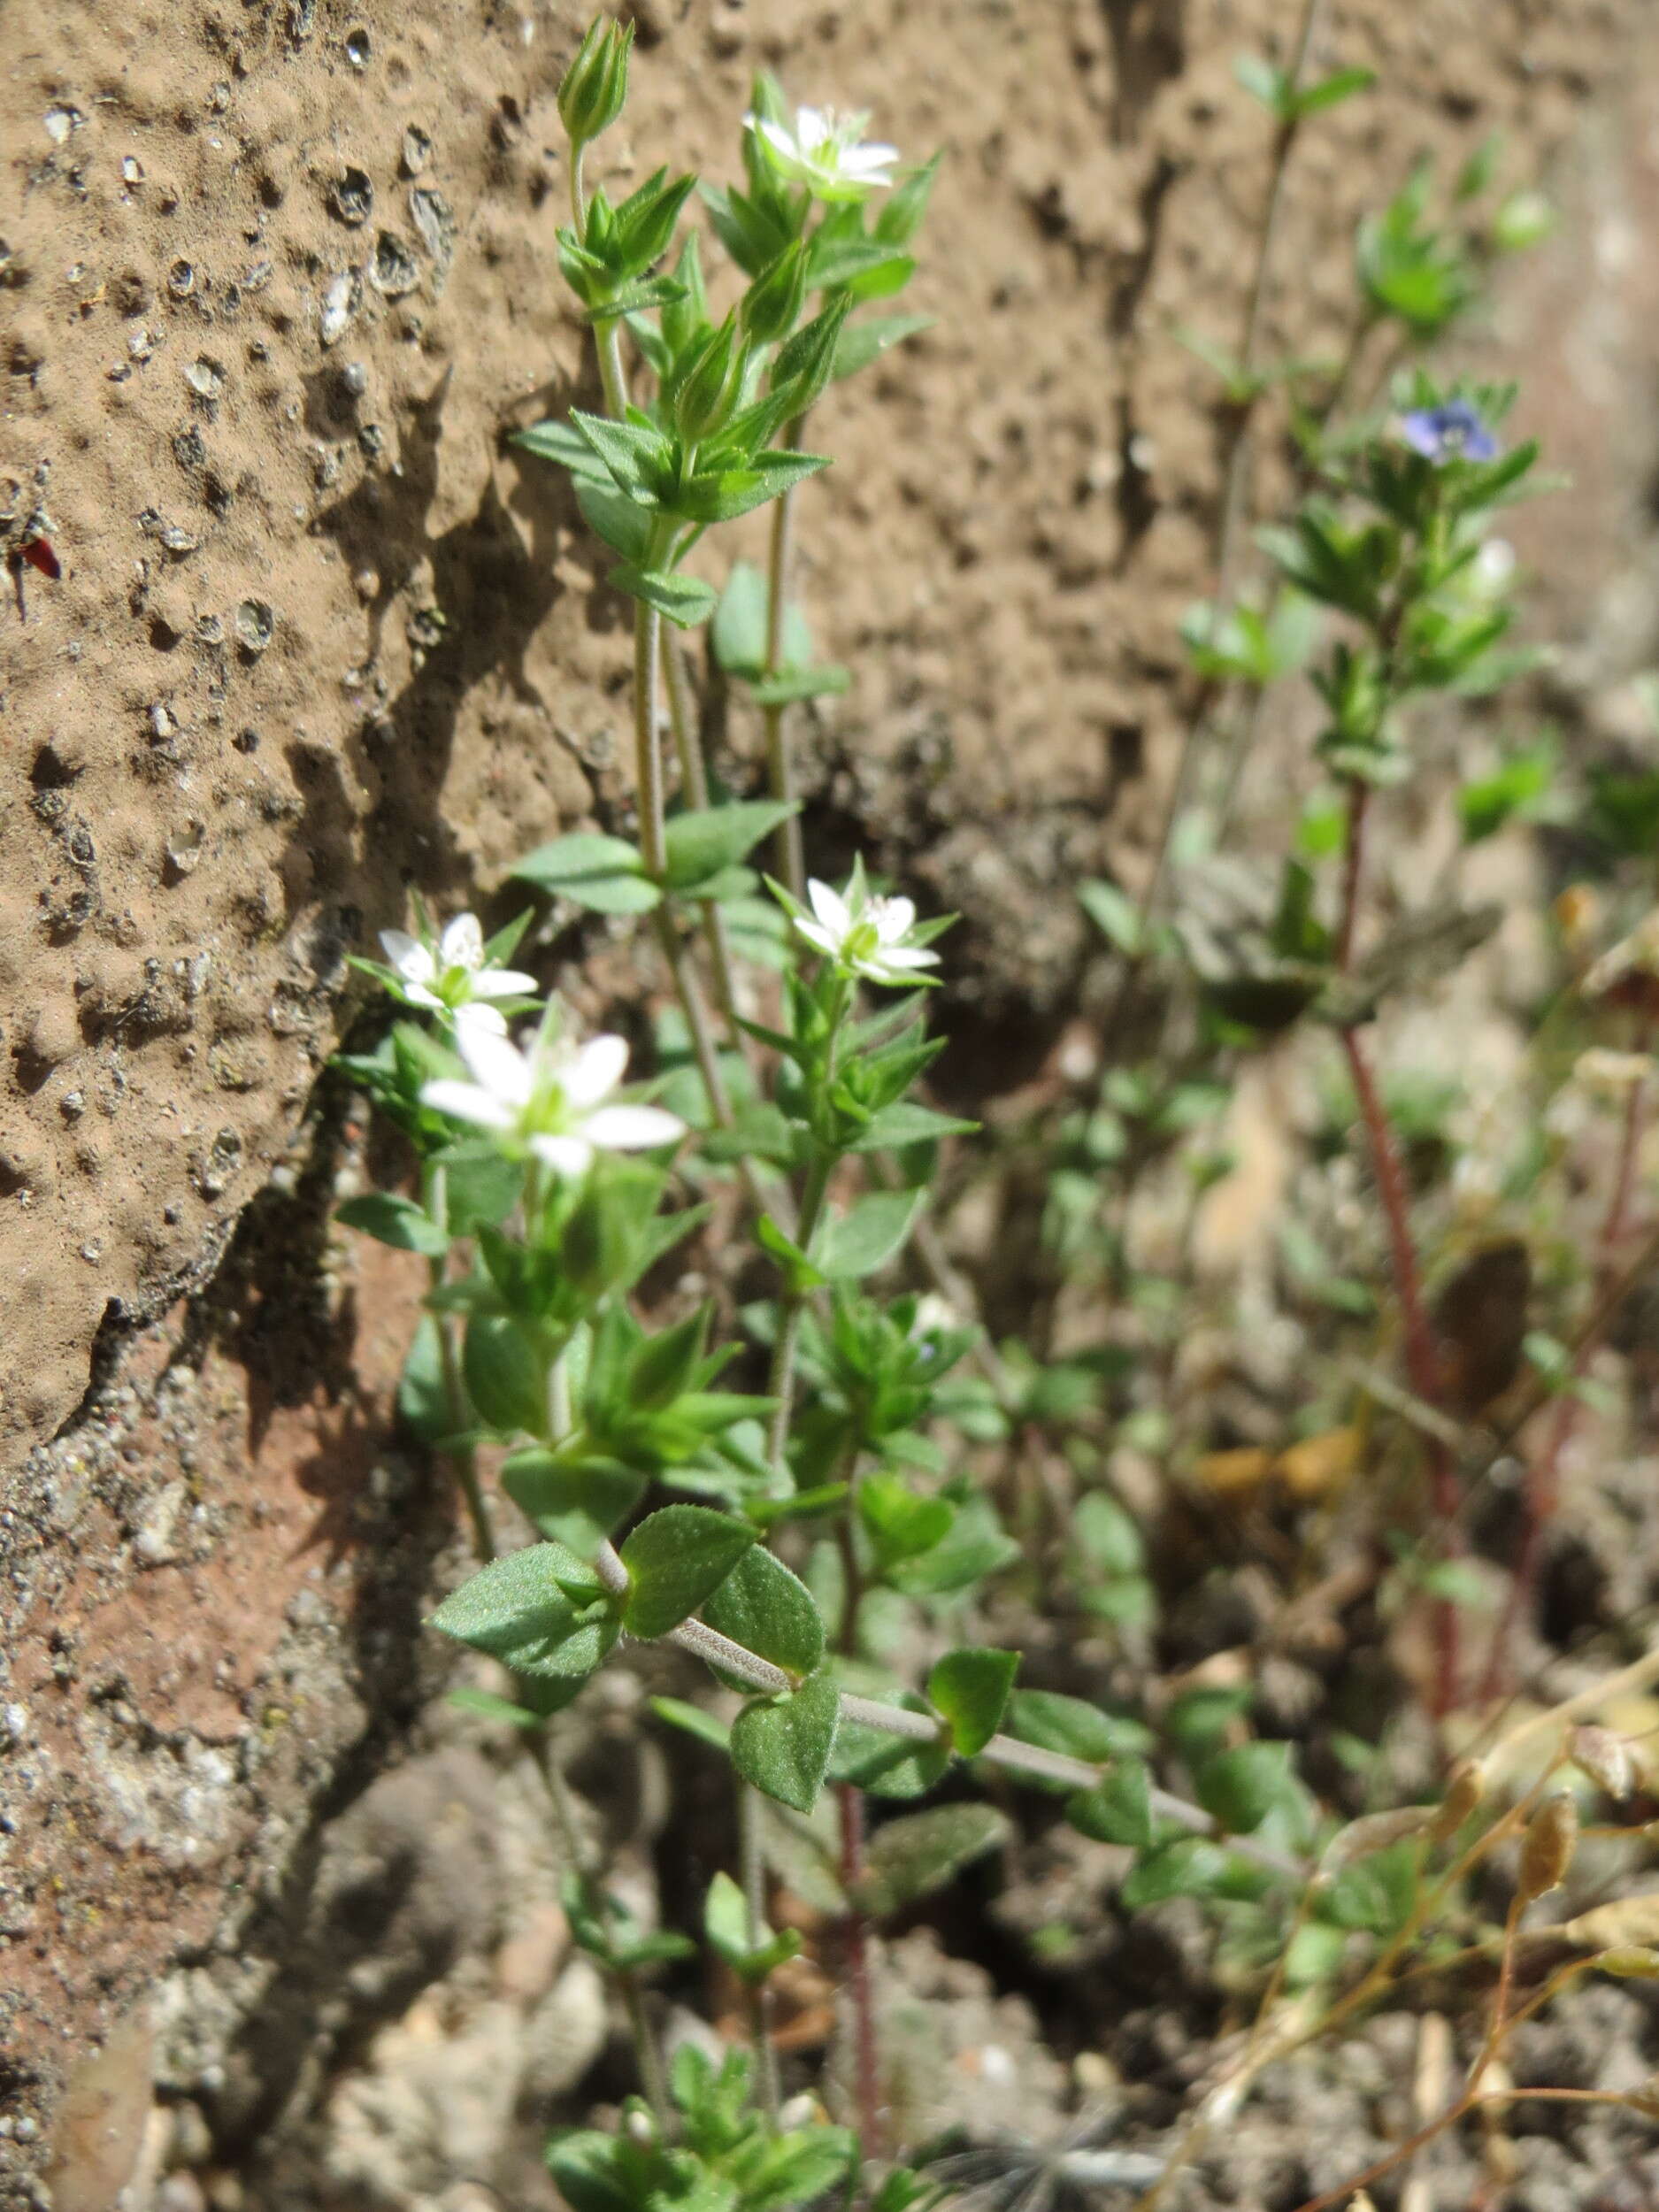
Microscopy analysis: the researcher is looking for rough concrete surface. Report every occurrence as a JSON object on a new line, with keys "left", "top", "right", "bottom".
{"left": 4, "top": 0, "right": 1659, "bottom": 2204}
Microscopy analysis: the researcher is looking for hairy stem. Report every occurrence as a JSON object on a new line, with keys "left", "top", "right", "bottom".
{"left": 761, "top": 420, "right": 807, "bottom": 900}
{"left": 663, "top": 637, "right": 749, "bottom": 1041}
{"left": 764, "top": 1151, "right": 833, "bottom": 1475}
{"left": 589, "top": 1541, "right": 1305, "bottom": 1878}
{"left": 569, "top": 144, "right": 629, "bottom": 417}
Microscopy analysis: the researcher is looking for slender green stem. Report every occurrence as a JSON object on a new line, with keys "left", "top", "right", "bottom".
{"left": 761, "top": 418, "right": 808, "bottom": 900}
{"left": 423, "top": 1163, "right": 495, "bottom": 1560}
{"left": 765, "top": 1151, "right": 833, "bottom": 1475}
{"left": 1125, "top": 0, "right": 1325, "bottom": 951}
{"left": 664, "top": 638, "right": 749, "bottom": 1042}
{"left": 739, "top": 1783, "right": 782, "bottom": 2123}
{"left": 634, "top": 593, "right": 670, "bottom": 881}
{"left": 569, "top": 141, "right": 628, "bottom": 417}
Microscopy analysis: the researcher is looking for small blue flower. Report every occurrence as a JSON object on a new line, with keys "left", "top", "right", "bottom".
{"left": 1400, "top": 400, "right": 1499, "bottom": 465}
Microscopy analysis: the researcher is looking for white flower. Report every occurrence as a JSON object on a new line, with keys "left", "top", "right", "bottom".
{"left": 420, "top": 1018, "right": 685, "bottom": 1177}
{"left": 791, "top": 865, "right": 941, "bottom": 988}
{"left": 745, "top": 104, "right": 899, "bottom": 203}
{"left": 380, "top": 911, "right": 536, "bottom": 1035}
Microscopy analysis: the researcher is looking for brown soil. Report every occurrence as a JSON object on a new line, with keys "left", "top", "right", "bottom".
{"left": 4, "top": 1, "right": 1659, "bottom": 2205}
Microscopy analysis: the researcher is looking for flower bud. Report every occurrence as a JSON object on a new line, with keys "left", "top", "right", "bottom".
{"left": 557, "top": 15, "right": 633, "bottom": 148}
{"left": 1517, "top": 1792, "right": 1578, "bottom": 1909}
{"left": 1427, "top": 1758, "right": 1485, "bottom": 1844}
{"left": 670, "top": 312, "right": 747, "bottom": 443}
{"left": 741, "top": 241, "right": 809, "bottom": 348}
{"left": 1571, "top": 1723, "right": 1634, "bottom": 1801}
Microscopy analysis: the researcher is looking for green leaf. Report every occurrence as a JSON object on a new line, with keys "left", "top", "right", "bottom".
{"left": 1002, "top": 1689, "right": 1153, "bottom": 1778}
{"left": 511, "top": 832, "right": 660, "bottom": 915}
{"left": 711, "top": 560, "right": 770, "bottom": 674}
{"left": 512, "top": 418, "right": 611, "bottom": 484}
{"left": 1194, "top": 1741, "right": 1298, "bottom": 1834}
{"left": 846, "top": 1102, "right": 979, "bottom": 1153}
{"left": 833, "top": 313, "right": 933, "bottom": 384}
{"left": 608, "top": 562, "right": 718, "bottom": 630}
{"left": 827, "top": 1691, "right": 949, "bottom": 1799}
{"left": 730, "top": 1670, "right": 841, "bottom": 1812}
{"left": 463, "top": 1314, "right": 547, "bottom": 1437}
{"left": 812, "top": 1189, "right": 924, "bottom": 1281}
{"left": 435, "top": 1147, "right": 525, "bottom": 1235}
{"left": 429, "top": 1544, "right": 618, "bottom": 1680}
{"left": 889, "top": 1493, "right": 1020, "bottom": 1597}
{"left": 927, "top": 1647, "right": 1018, "bottom": 1757}
{"left": 336, "top": 1191, "right": 449, "bottom": 1257}
{"left": 447, "top": 1685, "right": 570, "bottom": 1729}
{"left": 858, "top": 1473, "right": 953, "bottom": 1573}
{"left": 849, "top": 1803, "right": 1010, "bottom": 1918}
{"left": 676, "top": 450, "right": 833, "bottom": 526}
{"left": 1291, "top": 65, "right": 1376, "bottom": 117}
{"left": 649, "top": 1694, "right": 731, "bottom": 1752}
{"left": 664, "top": 800, "right": 800, "bottom": 895}
{"left": 1233, "top": 52, "right": 1288, "bottom": 114}
{"left": 748, "top": 664, "right": 851, "bottom": 708}
{"left": 397, "top": 1313, "right": 453, "bottom": 1447}
{"left": 620, "top": 1505, "right": 757, "bottom": 1639}
{"left": 502, "top": 1448, "right": 646, "bottom": 1551}
{"left": 570, "top": 407, "right": 673, "bottom": 505}
{"left": 1072, "top": 1491, "right": 1145, "bottom": 1578}
{"left": 1121, "top": 1837, "right": 1240, "bottom": 1909}
{"left": 1077, "top": 878, "right": 1144, "bottom": 956}
{"left": 1067, "top": 1760, "right": 1154, "bottom": 1848}
{"left": 703, "top": 1544, "right": 826, "bottom": 1678}
{"left": 576, "top": 479, "right": 655, "bottom": 562}
{"left": 547, "top": 2134, "right": 638, "bottom": 2212}
{"left": 703, "top": 1870, "right": 803, "bottom": 1983}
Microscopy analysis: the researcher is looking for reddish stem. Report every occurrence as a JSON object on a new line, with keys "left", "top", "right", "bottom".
{"left": 837, "top": 1781, "right": 881, "bottom": 2162}
{"left": 1336, "top": 778, "right": 1459, "bottom": 1716}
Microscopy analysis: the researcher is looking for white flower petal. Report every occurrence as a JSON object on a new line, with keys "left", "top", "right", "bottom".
{"left": 421, "top": 1079, "right": 516, "bottom": 1130}
{"left": 794, "top": 105, "right": 828, "bottom": 148}
{"left": 757, "top": 116, "right": 803, "bottom": 164}
{"left": 563, "top": 1032, "right": 630, "bottom": 1109}
{"left": 470, "top": 966, "right": 538, "bottom": 999}
{"left": 452, "top": 1000, "right": 509, "bottom": 1038}
{"left": 531, "top": 1133, "right": 595, "bottom": 1178}
{"left": 841, "top": 144, "right": 899, "bottom": 175}
{"left": 439, "top": 912, "right": 485, "bottom": 970}
{"left": 583, "top": 1102, "right": 686, "bottom": 1153}
{"left": 871, "top": 895, "right": 916, "bottom": 943}
{"left": 807, "top": 879, "right": 852, "bottom": 939}
{"left": 794, "top": 918, "right": 840, "bottom": 959}
{"left": 403, "top": 981, "right": 444, "bottom": 1010}
{"left": 456, "top": 1025, "right": 535, "bottom": 1108}
{"left": 380, "top": 930, "right": 434, "bottom": 985}
{"left": 869, "top": 943, "right": 938, "bottom": 970}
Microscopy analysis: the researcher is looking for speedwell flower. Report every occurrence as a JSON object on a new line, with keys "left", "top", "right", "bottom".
{"left": 1399, "top": 399, "right": 1499, "bottom": 466}
{"left": 745, "top": 104, "right": 899, "bottom": 203}
{"left": 420, "top": 1018, "right": 685, "bottom": 1177}
{"left": 380, "top": 912, "right": 536, "bottom": 1036}
{"left": 790, "top": 862, "right": 941, "bottom": 988}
